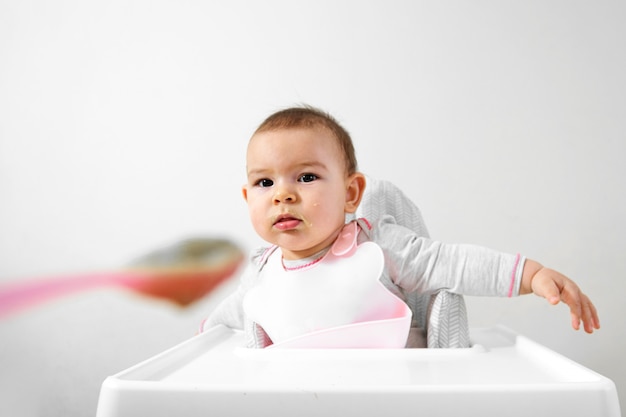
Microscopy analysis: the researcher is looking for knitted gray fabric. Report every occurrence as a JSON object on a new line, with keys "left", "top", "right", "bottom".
{"left": 357, "top": 176, "right": 470, "bottom": 348}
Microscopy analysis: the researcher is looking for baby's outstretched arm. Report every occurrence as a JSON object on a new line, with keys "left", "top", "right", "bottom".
{"left": 520, "top": 259, "right": 600, "bottom": 333}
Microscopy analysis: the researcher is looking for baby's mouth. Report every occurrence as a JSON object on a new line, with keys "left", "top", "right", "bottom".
{"left": 273, "top": 214, "right": 302, "bottom": 231}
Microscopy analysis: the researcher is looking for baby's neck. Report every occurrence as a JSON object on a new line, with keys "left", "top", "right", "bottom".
{"left": 281, "top": 247, "right": 330, "bottom": 271}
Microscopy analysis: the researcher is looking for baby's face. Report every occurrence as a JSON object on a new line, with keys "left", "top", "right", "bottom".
{"left": 243, "top": 128, "right": 351, "bottom": 260}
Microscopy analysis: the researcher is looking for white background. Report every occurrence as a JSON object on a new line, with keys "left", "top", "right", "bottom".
{"left": 1, "top": 1, "right": 624, "bottom": 416}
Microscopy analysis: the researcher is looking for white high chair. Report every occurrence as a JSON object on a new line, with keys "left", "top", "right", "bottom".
{"left": 96, "top": 325, "right": 621, "bottom": 417}
{"left": 356, "top": 176, "right": 469, "bottom": 348}
{"left": 96, "top": 177, "right": 621, "bottom": 417}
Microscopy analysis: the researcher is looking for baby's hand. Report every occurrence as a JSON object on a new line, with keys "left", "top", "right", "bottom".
{"left": 521, "top": 260, "right": 600, "bottom": 333}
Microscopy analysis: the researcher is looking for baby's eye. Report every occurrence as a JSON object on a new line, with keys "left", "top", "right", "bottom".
{"left": 298, "top": 173, "right": 318, "bottom": 183}
{"left": 256, "top": 178, "right": 274, "bottom": 187}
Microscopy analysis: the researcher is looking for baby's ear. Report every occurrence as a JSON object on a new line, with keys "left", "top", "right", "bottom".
{"left": 345, "top": 173, "right": 366, "bottom": 214}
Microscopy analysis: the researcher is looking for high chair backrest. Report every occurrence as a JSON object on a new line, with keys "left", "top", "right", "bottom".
{"left": 356, "top": 176, "right": 470, "bottom": 348}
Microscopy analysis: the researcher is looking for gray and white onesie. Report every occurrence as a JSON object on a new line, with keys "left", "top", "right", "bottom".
{"left": 200, "top": 215, "right": 524, "bottom": 348}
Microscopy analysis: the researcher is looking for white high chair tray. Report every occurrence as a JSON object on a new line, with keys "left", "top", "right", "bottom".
{"left": 96, "top": 325, "right": 620, "bottom": 417}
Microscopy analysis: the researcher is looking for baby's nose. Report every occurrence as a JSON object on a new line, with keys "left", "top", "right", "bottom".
{"left": 273, "top": 185, "right": 297, "bottom": 204}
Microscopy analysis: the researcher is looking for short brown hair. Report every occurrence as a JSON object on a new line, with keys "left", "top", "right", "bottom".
{"left": 254, "top": 105, "right": 358, "bottom": 175}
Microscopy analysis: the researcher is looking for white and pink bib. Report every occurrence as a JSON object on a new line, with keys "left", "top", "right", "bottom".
{"left": 243, "top": 222, "right": 411, "bottom": 348}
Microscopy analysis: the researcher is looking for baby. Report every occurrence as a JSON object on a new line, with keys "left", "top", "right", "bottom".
{"left": 200, "top": 105, "right": 599, "bottom": 348}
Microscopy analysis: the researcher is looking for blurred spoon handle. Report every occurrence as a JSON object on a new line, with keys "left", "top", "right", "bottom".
{"left": 0, "top": 272, "right": 142, "bottom": 317}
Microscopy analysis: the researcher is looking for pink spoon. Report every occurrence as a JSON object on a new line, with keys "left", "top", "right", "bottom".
{"left": 0, "top": 238, "right": 244, "bottom": 317}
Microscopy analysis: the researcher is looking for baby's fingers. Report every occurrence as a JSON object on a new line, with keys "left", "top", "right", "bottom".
{"left": 579, "top": 294, "right": 600, "bottom": 333}
{"left": 561, "top": 285, "right": 599, "bottom": 333}
{"left": 527, "top": 266, "right": 599, "bottom": 333}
